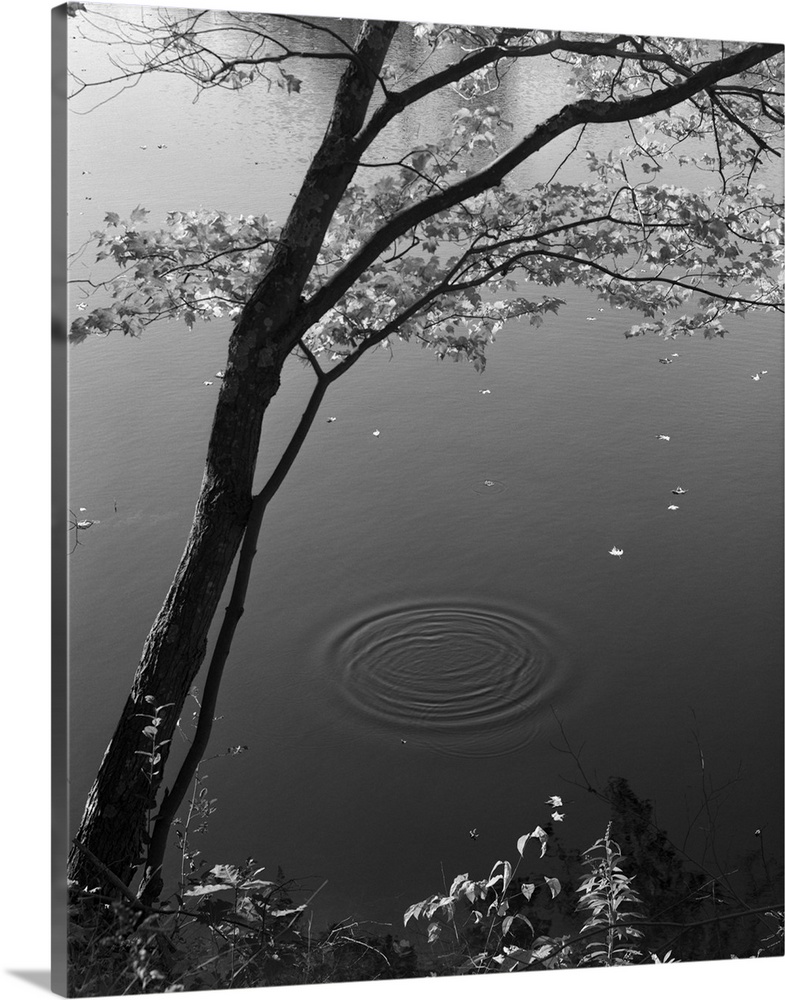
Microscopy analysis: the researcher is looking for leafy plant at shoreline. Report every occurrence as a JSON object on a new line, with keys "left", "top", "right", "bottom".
{"left": 68, "top": 729, "right": 417, "bottom": 994}
{"left": 68, "top": 849, "right": 417, "bottom": 993}
{"left": 402, "top": 804, "right": 650, "bottom": 972}
{"left": 135, "top": 698, "right": 174, "bottom": 848}
{"left": 68, "top": 679, "right": 782, "bottom": 993}
{"left": 575, "top": 823, "right": 645, "bottom": 966}
{"left": 170, "top": 686, "right": 249, "bottom": 894}
{"left": 67, "top": 769, "right": 783, "bottom": 994}
{"left": 404, "top": 816, "right": 568, "bottom": 972}
{"left": 403, "top": 779, "right": 784, "bottom": 974}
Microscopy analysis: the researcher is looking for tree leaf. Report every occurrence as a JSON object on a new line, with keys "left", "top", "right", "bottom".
{"left": 129, "top": 205, "right": 150, "bottom": 224}
{"left": 182, "top": 883, "right": 231, "bottom": 897}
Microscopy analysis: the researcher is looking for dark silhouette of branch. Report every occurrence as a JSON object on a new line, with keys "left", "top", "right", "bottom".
{"left": 139, "top": 368, "right": 332, "bottom": 903}
{"left": 301, "top": 43, "right": 782, "bottom": 336}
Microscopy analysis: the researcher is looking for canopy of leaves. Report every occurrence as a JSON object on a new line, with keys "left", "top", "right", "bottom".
{"left": 70, "top": 209, "right": 279, "bottom": 342}
{"left": 68, "top": 13, "right": 783, "bottom": 368}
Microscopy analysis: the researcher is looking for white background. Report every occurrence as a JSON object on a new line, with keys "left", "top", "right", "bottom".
{"left": 1, "top": 1, "right": 782, "bottom": 998}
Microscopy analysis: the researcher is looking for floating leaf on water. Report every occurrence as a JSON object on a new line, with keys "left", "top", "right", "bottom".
{"left": 471, "top": 478, "right": 507, "bottom": 495}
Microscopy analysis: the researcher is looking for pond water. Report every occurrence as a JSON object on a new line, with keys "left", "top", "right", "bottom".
{"left": 66, "top": 10, "right": 783, "bottom": 929}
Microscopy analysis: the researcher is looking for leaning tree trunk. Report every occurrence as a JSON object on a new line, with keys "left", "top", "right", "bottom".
{"left": 67, "top": 343, "right": 284, "bottom": 889}
{"left": 67, "top": 20, "right": 398, "bottom": 892}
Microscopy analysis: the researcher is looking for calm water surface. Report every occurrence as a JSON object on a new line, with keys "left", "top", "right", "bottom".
{"left": 67, "top": 12, "right": 783, "bottom": 926}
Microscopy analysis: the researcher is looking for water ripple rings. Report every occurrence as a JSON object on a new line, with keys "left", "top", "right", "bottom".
{"left": 471, "top": 479, "right": 507, "bottom": 494}
{"left": 323, "top": 601, "right": 563, "bottom": 758}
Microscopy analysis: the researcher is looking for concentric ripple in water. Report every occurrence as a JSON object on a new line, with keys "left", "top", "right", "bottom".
{"left": 323, "top": 601, "right": 563, "bottom": 757}
{"left": 470, "top": 478, "right": 507, "bottom": 494}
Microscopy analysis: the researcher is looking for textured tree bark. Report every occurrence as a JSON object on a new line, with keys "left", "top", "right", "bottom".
{"left": 67, "top": 20, "right": 398, "bottom": 892}
{"left": 68, "top": 354, "right": 282, "bottom": 888}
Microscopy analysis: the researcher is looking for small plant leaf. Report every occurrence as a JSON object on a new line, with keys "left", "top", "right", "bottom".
{"left": 130, "top": 205, "right": 150, "bottom": 224}
{"left": 517, "top": 825, "right": 548, "bottom": 857}
{"left": 182, "top": 883, "right": 231, "bottom": 897}
{"left": 268, "top": 905, "right": 306, "bottom": 918}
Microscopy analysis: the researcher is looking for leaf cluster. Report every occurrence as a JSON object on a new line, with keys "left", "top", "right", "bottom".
{"left": 404, "top": 821, "right": 568, "bottom": 973}
{"left": 70, "top": 208, "right": 279, "bottom": 342}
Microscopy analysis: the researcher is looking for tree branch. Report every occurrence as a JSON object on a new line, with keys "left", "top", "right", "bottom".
{"left": 534, "top": 249, "right": 783, "bottom": 311}
{"left": 301, "top": 43, "right": 782, "bottom": 336}
{"left": 139, "top": 370, "right": 331, "bottom": 904}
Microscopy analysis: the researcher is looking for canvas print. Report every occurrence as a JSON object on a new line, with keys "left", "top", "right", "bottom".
{"left": 54, "top": 1, "right": 784, "bottom": 994}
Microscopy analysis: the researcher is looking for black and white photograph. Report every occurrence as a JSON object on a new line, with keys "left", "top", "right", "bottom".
{"left": 19, "top": 0, "right": 785, "bottom": 996}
